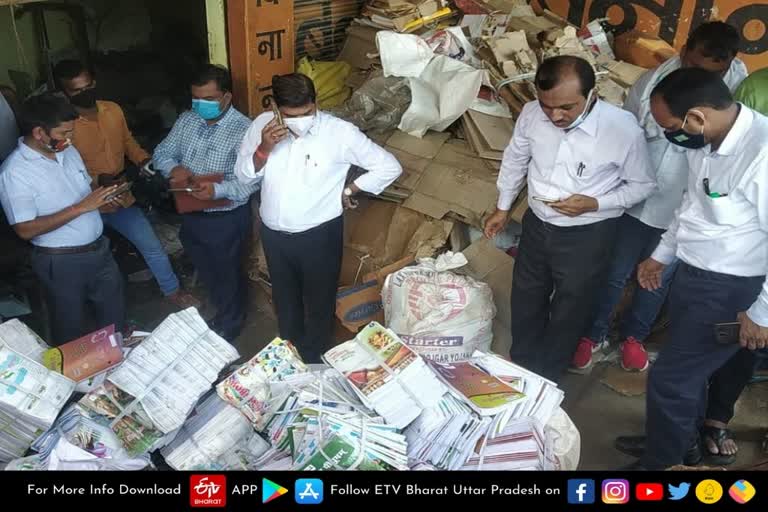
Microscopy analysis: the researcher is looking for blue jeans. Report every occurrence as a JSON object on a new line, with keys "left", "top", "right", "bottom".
{"left": 587, "top": 214, "right": 678, "bottom": 342}
{"left": 102, "top": 206, "right": 180, "bottom": 296}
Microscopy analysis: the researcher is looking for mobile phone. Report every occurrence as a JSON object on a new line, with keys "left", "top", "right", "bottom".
{"left": 105, "top": 181, "right": 132, "bottom": 201}
{"left": 714, "top": 322, "right": 741, "bottom": 344}
{"left": 532, "top": 195, "right": 559, "bottom": 203}
{"left": 270, "top": 98, "right": 285, "bottom": 128}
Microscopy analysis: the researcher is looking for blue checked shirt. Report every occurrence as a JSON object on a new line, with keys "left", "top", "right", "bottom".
{"left": 153, "top": 106, "right": 258, "bottom": 211}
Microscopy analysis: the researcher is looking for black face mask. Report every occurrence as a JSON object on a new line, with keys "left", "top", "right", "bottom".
{"left": 69, "top": 87, "right": 98, "bottom": 108}
{"left": 664, "top": 112, "right": 707, "bottom": 149}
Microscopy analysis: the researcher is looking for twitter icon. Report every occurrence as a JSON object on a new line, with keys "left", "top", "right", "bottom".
{"left": 669, "top": 483, "right": 691, "bottom": 501}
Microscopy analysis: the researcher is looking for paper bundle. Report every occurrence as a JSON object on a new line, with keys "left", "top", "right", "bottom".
{"left": 162, "top": 392, "right": 269, "bottom": 470}
{"left": 0, "top": 344, "right": 75, "bottom": 462}
{"left": 429, "top": 360, "right": 526, "bottom": 416}
{"left": 461, "top": 416, "right": 554, "bottom": 471}
{"left": 216, "top": 338, "right": 307, "bottom": 429}
{"left": 405, "top": 393, "right": 490, "bottom": 470}
{"left": 323, "top": 322, "right": 447, "bottom": 428}
{"left": 78, "top": 308, "right": 239, "bottom": 456}
{"left": 5, "top": 404, "right": 150, "bottom": 471}
{"left": 0, "top": 319, "right": 49, "bottom": 361}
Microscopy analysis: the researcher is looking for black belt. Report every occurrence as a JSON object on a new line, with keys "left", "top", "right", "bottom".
{"left": 34, "top": 236, "right": 105, "bottom": 255}
{"left": 186, "top": 204, "right": 246, "bottom": 217}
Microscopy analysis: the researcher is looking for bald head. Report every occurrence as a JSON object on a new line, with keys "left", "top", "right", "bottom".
{"left": 535, "top": 56, "right": 596, "bottom": 128}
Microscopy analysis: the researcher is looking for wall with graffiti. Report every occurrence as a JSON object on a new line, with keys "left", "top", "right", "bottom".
{"left": 533, "top": 0, "right": 768, "bottom": 71}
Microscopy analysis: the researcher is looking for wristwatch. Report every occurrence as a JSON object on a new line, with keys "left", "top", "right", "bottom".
{"left": 344, "top": 187, "right": 353, "bottom": 197}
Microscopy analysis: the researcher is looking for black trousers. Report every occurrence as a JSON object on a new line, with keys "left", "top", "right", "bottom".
{"left": 261, "top": 216, "right": 343, "bottom": 363}
{"left": 180, "top": 205, "right": 251, "bottom": 342}
{"left": 642, "top": 263, "right": 764, "bottom": 469}
{"left": 706, "top": 348, "right": 756, "bottom": 424}
{"left": 31, "top": 237, "right": 125, "bottom": 346}
{"left": 509, "top": 209, "right": 618, "bottom": 382}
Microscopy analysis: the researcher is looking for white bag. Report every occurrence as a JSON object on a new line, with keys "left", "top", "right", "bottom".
{"left": 383, "top": 253, "right": 496, "bottom": 363}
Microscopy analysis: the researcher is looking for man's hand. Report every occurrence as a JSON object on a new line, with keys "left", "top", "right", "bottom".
{"left": 99, "top": 202, "right": 121, "bottom": 214}
{"left": 76, "top": 186, "right": 120, "bottom": 213}
{"left": 484, "top": 208, "right": 509, "bottom": 239}
{"left": 737, "top": 311, "right": 768, "bottom": 350}
{"left": 342, "top": 192, "right": 358, "bottom": 210}
{"left": 191, "top": 181, "right": 215, "bottom": 200}
{"left": 637, "top": 258, "right": 666, "bottom": 291}
{"left": 259, "top": 118, "right": 289, "bottom": 154}
{"left": 549, "top": 194, "right": 599, "bottom": 217}
{"left": 170, "top": 166, "right": 193, "bottom": 184}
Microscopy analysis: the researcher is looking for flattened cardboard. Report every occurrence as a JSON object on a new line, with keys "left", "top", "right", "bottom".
{"left": 338, "top": 25, "right": 381, "bottom": 69}
{"left": 462, "top": 114, "right": 504, "bottom": 160}
{"left": 386, "top": 130, "right": 450, "bottom": 159}
{"left": 466, "top": 109, "right": 514, "bottom": 152}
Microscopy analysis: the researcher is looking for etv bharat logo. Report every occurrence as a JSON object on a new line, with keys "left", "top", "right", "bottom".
{"left": 190, "top": 475, "right": 226, "bottom": 508}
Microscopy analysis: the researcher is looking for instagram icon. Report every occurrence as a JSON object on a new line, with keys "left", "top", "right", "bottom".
{"left": 602, "top": 479, "right": 629, "bottom": 504}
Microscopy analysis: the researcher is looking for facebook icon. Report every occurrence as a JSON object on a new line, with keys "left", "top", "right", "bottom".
{"left": 568, "top": 479, "right": 595, "bottom": 504}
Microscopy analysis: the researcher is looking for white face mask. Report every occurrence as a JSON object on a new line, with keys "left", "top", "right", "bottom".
{"left": 285, "top": 114, "right": 315, "bottom": 137}
{"left": 563, "top": 88, "right": 595, "bottom": 131}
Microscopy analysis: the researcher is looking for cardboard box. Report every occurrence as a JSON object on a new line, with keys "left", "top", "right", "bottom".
{"left": 338, "top": 25, "right": 381, "bottom": 70}
{"left": 614, "top": 31, "right": 675, "bottom": 69}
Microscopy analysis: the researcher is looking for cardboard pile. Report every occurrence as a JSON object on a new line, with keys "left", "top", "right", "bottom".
{"left": 361, "top": 0, "right": 457, "bottom": 33}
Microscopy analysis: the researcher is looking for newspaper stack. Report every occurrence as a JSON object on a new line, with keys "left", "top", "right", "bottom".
{"left": 405, "top": 393, "right": 491, "bottom": 470}
{"left": 78, "top": 308, "right": 239, "bottom": 456}
{"left": 471, "top": 351, "right": 564, "bottom": 426}
{"left": 461, "top": 416, "right": 554, "bottom": 471}
{"left": 5, "top": 404, "right": 150, "bottom": 471}
{"left": 0, "top": 344, "right": 75, "bottom": 462}
{"left": 323, "top": 322, "right": 447, "bottom": 428}
{"left": 0, "top": 319, "right": 49, "bottom": 361}
{"left": 216, "top": 338, "right": 307, "bottom": 429}
{"left": 162, "top": 392, "right": 270, "bottom": 470}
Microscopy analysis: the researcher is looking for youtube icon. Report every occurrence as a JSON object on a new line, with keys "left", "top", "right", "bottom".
{"left": 636, "top": 483, "right": 664, "bottom": 501}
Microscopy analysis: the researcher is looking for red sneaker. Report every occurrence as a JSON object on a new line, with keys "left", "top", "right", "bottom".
{"left": 621, "top": 337, "right": 649, "bottom": 372}
{"left": 571, "top": 337, "right": 603, "bottom": 371}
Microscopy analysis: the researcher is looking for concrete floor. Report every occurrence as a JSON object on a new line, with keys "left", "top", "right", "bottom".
{"left": 126, "top": 270, "right": 768, "bottom": 471}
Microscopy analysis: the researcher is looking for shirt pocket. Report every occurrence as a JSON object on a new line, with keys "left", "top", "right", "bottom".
{"left": 700, "top": 194, "right": 754, "bottom": 227}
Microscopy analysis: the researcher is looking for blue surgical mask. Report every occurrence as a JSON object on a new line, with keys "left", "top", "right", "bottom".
{"left": 563, "top": 88, "right": 595, "bottom": 131}
{"left": 192, "top": 98, "right": 223, "bottom": 120}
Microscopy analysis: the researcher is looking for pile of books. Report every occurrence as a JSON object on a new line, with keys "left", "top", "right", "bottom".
{"left": 323, "top": 322, "right": 447, "bottom": 428}
{"left": 78, "top": 308, "right": 240, "bottom": 456}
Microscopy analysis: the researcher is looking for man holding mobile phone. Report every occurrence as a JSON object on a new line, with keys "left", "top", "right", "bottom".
{"left": 620, "top": 68, "right": 768, "bottom": 470}
{"left": 0, "top": 94, "right": 125, "bottom": 345}
{"left": 483, "top": 56, "right": 656, "bottom": 382}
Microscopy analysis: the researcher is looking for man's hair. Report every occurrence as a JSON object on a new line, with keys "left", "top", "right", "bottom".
{"left": 191, "top": 64, "right": 232, "bottom": 93}
{"left": 686, "top": 21, "right": 740, "bottom": 61}
{"left": 535, "top": 55, "right": 595, "bottom": 98}
{"left": 651, "top": 68, "right": 733, "bottom": 119}
{"left": 272, "top": 73, "right": 316, "bottom": 108}
{"left": 19, "top": 93, "right": 78, "bottom": 136}
{"left": 53, "top": 59, "right": 90, "bottom": 89}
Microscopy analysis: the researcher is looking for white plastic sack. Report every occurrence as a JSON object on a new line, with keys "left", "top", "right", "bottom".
{"left": 377, "top": 31, "right": 433, "bottom": 78}
{"left": 546, "top": 408, "right": 581, "bottom": 471}
{"left": 383, "top": 252, "right": 496, "bottom": 363}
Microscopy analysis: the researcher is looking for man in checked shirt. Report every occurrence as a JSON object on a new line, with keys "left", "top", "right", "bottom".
{"left": 153, "top": 65, "right": 258, "bottom": 343}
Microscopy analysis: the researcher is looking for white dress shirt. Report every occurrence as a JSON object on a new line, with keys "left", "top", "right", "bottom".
{"left": 236, "top": 111, "right": 402, "bottom": 233}
{"left": 624, "top": 55, "right": 748, "bottom": 229}
{"left": 652, "top": 106, "right": 768, "bottom": 326}
{"left": 496, "top": 99, "right": 656, "bottom": 227}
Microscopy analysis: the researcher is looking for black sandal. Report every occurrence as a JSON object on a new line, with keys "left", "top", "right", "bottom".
{"left": 700, "top": 425, "right": 737, "bottom": 465}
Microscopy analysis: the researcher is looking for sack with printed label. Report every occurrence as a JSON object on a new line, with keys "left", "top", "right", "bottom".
{"left": 382, "top": 252, "right": 496, "bottom": 363}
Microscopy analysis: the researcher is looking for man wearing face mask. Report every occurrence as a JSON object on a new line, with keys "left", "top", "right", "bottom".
{"left": 573, "top": 21, "right": 748, "bottom": 374}
{"left": 483, "top": 56, "right": 656, "bottom": 382}
{"left": 0, "top": 94, "right": 125, "bottom": 345}
{"left": 53, "top": 60, "right": 198, "bottom": 310}
{"left": 153, "top": 64, "right": 258, "bottom": 343}
{"left": 619, "top": 68, "right": 768, "bottom": 470}
{"left": 235, "top": 73, "right": 402, "bottom": 362}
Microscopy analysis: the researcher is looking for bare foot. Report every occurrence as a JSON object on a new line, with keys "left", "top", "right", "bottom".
{"left": 703, "top": 420, "right": 738, "bottom": 456}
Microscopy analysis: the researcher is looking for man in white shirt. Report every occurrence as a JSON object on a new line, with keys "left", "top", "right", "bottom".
{"left": 236, "top": 73, "right": 402, "bottom": 362}
{"left": 622, "top": 68, "right": 768, "bottom": 470}
{"left": 484, "top": 56, "right": 656, "bottom": 382}
{"left": 575, "top": 21, "right": 748, "bottom": 373}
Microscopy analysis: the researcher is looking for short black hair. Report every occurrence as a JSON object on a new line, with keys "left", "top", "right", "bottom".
{"left": 686, "top": 21, "right": 740, "bottom": 61}
{"left": 19, "top": 93, "right": 78, "bottom": 136}
{"left": 535, "top": 55, "right": 595, "bottom": 98}
{"left": 272, "top": 73, "right": 316, "bottom": 108}
{"left": 191, "top": 64, "right": 232, "bottom": 93}
{"left": 651, "top": 68, "right": 733, "bottom": 119}
{"left": 53, "top": 59, "right": 91, "bottom": 89}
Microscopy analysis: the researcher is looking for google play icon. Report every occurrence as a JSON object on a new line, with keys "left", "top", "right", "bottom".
{"left": 262, "top": 478, "right": 289, "bottom": 504}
